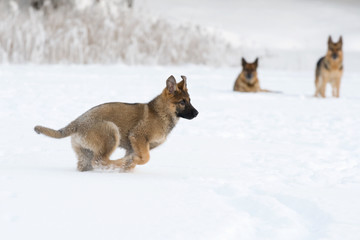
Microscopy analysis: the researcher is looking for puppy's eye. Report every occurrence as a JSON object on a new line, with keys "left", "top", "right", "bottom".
{"left": 179, "top": 100, "right": 186, "bottom": 106}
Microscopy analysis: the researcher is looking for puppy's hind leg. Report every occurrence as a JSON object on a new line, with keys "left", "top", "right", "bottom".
{"left": 71, "top": 140, "right": 94, "bottom": 172}
{"left": 72, "top": 121, "right": 121, "bottom": 171}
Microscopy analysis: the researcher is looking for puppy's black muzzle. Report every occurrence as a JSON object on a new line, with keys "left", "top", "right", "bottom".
{"left": 191, "top": 108, "right": 199, "bottom": 119}
{"left": 332, "top": 53, "right": 338, "bottom": 60}
{"left": 177, "top": 104, "right": 199, "bottom": 120}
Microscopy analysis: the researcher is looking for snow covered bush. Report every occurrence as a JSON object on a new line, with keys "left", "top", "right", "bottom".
{"left": 0, "top": 0, "right": 236, "bottom": 65}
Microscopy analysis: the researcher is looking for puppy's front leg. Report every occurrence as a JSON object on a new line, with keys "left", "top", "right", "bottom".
{"left": 123, "top": 135, "right": 150, "bottom": 171}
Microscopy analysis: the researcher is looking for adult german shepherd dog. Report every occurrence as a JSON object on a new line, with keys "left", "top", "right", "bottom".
{"left": 233, "top": 58, "right": 271, "bottom": 93}
{"left": 315, "top": 36, "right": 343, "bottom": 98}
{"left": 35, "top": 75, "right": 198, "bottom": 172}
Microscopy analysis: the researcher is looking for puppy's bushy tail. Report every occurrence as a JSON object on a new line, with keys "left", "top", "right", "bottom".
{"left": 34, "top": 122, "right": 76, "bottom": 139}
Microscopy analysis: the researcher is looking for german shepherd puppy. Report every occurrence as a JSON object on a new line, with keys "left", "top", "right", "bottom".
{"left": 233, "top": 58, "right": 270, "bottom": 93}
{"left": 315, "top": 36, "right": 343, "bottom": 98}
{"left": 34, "top": 75, "right": 198, "bottom": 172}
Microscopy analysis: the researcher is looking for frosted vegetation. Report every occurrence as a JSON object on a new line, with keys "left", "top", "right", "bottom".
{"left": 0, "top": 0, "right": 235, "bottom": 65}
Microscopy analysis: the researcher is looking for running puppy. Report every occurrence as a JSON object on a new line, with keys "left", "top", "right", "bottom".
{"left": 315, "top": 36, "right": 343, "bottom": 98}
{"left": 233, "top": 58, "right": 270, "bottom": 93}
{"left": 34, "top": 75, "right": 198, "bottom": 172}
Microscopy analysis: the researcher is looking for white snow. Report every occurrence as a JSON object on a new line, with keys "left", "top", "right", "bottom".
{"left": 1, "top": 65, "right": 360, "bottom": 239}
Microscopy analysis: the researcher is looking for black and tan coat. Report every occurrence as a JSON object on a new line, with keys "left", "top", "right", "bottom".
{"left": 315, "top": 36, "right": 343, "bottom": 98}
{"left": 233, "top": 58, "right": 269, "bottom": 93}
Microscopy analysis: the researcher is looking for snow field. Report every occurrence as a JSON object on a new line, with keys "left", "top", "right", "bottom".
{"left": 1, "top": 65, "right": 360, "bottom": 239}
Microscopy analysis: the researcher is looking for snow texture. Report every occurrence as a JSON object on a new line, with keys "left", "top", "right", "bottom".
{"left": 1, "top": 65, "right": 360, "bottom": 240}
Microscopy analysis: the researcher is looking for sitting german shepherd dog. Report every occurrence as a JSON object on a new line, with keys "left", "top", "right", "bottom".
{"left": 34, "top": 75, "right": 198, "bottom": 172}
{"left": 315, "top": 36, "right": 343, "bottom": 98}
{"left": 233, "top": 58, "right": 271, "bottom": 93}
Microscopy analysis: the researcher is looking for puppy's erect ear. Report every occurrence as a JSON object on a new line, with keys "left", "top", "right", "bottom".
{"left": 166, "top": 75, "right": 177, "bottom": 94}
{"left": 254, "top": 58, "right": 259, "bottom": 68}
{"left": 178, "top": 75, "right": 187, "bottom": 91}
{"left": 241, "top": 57, "right": 247, "bottom": 67}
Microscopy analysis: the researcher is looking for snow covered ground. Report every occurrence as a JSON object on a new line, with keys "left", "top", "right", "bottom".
{"left": 1, "top": 65, "right": 360, "bottom": 240}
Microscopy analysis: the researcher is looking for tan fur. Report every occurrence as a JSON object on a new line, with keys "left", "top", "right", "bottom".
{"left": 315, "top": 36, "right": 343, "bottom": 98}
{"left": 34, "top": 75, "right": 198, "bottom": 172}
{"left": 233, "top": 58, "right": 269, "bottom": 93}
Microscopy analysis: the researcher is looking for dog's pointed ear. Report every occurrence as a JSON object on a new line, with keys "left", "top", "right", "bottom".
{"left": 254, "top": 58, "right": 259, "bottom": 68}
{"left": 339, "top": 35, "right": 343, "bottom": 46}
{"left": 166, "top": 75, "right": 177, "bottom": 94}
{"left": 328, "top": 36, "right": 333, "bottom": 45}
{"left": 178, "top": 75, "right": 187, "bottom": 91}
{"left": 241, "top": 57, "right": 247, "bottom": 67}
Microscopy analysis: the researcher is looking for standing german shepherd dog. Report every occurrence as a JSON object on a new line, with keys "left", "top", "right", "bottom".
{"left": 233, "top": 58, "right": 271, "bottom": 93}
{"left": 34, "top": 75, "right": 198, "bottom": 172}
{"left": 315, "top": 36, "right": 343, "bottom": 98}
